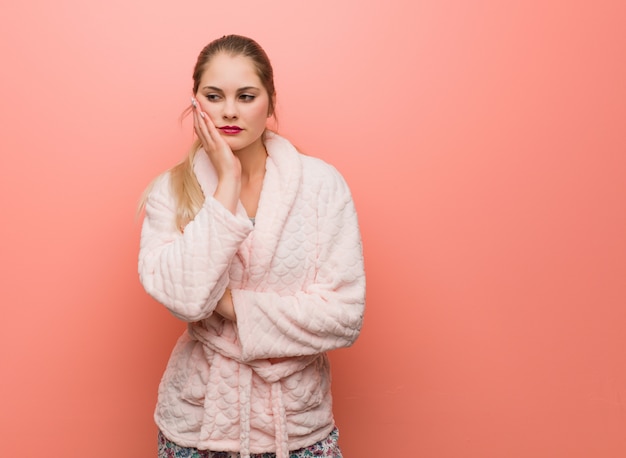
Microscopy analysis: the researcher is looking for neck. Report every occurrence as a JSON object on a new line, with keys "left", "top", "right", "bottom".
{"left": 235, "top": 136, "right": 268, "bottom": 182}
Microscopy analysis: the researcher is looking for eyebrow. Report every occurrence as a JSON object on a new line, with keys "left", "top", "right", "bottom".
{"left": 202, "top": 86, "right": 260, "bottom": 92}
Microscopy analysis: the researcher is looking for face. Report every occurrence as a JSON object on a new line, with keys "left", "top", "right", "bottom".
{"left": 195, "top": 53, "right": 272, "bottom": 154}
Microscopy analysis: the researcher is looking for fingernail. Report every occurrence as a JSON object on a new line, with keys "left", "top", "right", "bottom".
{"left": 191, "top": 97, "right": 197, "bottom": 108}
{"left": 200, "top": 112, "right": 205, "bottom": 118}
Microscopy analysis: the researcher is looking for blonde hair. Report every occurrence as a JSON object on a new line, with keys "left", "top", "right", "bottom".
{"left": 138, "top": 35, "right": 277, "bottom": 231}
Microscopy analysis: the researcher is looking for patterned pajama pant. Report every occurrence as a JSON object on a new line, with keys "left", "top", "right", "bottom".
{"left": 158, "top": 428, "right": 342, "bottom": 458}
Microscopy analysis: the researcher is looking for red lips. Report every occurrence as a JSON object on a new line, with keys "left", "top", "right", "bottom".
{"left": 219, "top": 126, "right": 242, "bottom": 134}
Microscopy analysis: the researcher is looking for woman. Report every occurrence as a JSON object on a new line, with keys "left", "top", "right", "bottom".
{"left": 138, "top": 35, "right": 365, "bottom": 458}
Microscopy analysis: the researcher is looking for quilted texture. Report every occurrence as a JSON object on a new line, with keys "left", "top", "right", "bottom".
{"left": 138, "top": 133, "right": 365, "bottom": 458}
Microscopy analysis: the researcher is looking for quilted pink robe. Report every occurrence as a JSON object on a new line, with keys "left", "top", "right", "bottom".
{"left": 139, "top": 133, "right": 365, "bottom": 458}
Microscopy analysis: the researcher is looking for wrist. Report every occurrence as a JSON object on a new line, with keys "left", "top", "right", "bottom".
{"left": 213, "top": 180, "right": 241, "bottom": 214}
{"left": 217, "top": 167, "right": 241, "bottom": 182}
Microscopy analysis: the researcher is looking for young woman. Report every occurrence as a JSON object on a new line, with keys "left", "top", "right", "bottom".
{"left": 138, "top": 35, "right": 365, "bottom": 458}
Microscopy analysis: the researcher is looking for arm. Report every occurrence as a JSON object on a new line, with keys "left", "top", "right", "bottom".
{"left": 192, "top": 97, "right": 242, "bottom": 215}
{"left": 233, "top": 169, "right": 366, "bottom": 361}
{"left": 138, "top": 174, "right": 252, "bottom": 322}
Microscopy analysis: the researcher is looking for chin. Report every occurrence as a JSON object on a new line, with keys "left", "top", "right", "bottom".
{"left": 228, "top": 136, "right": 264, "bottom": 153}
{"left": 226, "top": 140, "right": 248, "bottom": 153}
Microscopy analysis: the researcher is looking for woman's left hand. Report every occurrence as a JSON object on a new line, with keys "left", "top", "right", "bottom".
{"left": 215, "top": 288, "right": 236, "bottom": 321}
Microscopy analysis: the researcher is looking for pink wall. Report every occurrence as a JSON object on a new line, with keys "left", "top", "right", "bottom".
{"left": 1, "top": 1, "right": 625, "bottom": 456}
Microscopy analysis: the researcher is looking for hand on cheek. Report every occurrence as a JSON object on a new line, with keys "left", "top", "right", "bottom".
{"left": 191, "top": 96, "right": 240, "bottom": 177}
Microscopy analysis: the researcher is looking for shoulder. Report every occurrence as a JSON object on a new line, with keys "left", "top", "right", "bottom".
{"left": 266, "top": 131, "right": 350, "bottom": 190}
{"left": 265, "top": 132, "right": 354, "bottom": 203}
{"left": 146, "top": 171, "right": 174, "bottom": 201}
{"left": 299, "top": 154, "right": 352, "bottom": 198}
{"left": 141, "top": 171, "right": 177, "bottom": 216}
{"left": 300, "top": 154, "right": 340, "bottom": 177}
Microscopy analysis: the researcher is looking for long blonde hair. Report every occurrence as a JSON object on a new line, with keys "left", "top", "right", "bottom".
{"left": 139, "top": 35, "right": 277, "bottom": 231}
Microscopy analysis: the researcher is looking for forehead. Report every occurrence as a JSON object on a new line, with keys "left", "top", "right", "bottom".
{"left": 199, "top": 53, "right": 262, "bottom": 88}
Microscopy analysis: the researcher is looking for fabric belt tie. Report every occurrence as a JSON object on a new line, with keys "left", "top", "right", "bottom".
{"left": 189, "top": 323, "right": 308, "bottom": 457}
{"left": 238, "top": 364, "right": 253, "bottom": 458}
{"left": 270, "top": 381, "right": 289, "bottom": 458}
{"left": 237, "top": 365, "right": 288, "bottom": 458}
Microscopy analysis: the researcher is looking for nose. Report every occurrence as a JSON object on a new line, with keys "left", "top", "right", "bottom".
{"left": 222, "top": 98, "right": 238, "bottom": 120}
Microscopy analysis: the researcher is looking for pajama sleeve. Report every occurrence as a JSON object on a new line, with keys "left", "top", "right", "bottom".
{"left": 138, "top": 174, "right": 253, "bottom": 322}
{"left": 232, "top": 167, "right": 366, "bottom": 361}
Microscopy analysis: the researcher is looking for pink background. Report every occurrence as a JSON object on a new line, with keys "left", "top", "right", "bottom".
{"left": 1, "top": 1, "right": 625, "bottom": 456}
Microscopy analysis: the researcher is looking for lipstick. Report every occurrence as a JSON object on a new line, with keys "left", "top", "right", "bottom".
{"left": 219, "top": 126, "right": 243, "bottom": 135}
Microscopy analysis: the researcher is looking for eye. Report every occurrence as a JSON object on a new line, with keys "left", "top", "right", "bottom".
{"left": 239, "top": 94, "right": 256, "bottom": 102}
{"left": 205, "top": 93, "right": 221, "bottom": 102}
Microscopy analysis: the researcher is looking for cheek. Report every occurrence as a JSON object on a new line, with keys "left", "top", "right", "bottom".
{"left": 194, "top": 95, "right": 215, "bottom": 115}
{"left": 249, "top": 103, "right": 270, "bottom": 124}
{"left": 207, "top": 109, "right": 221, "bottom": 124}
{"left": 200, "top": 104, "right": 221, "bottom": 124}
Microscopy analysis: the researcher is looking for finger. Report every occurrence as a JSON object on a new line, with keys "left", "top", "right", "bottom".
{"left": 191, "top": 101, "right": 214, "bottom": 143}
{"left": 203, "top": 112, "right": 224, "bottom": 146}
{"left": 193, "top": 108, "right": 214, "bottom": 150}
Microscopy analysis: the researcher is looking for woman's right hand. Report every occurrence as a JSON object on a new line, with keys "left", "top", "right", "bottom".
{"left": 192, "top": 97, "right": 242, "bottom": 180}
{"left": 192, "top": 97, "right": 241, "bottom": 213}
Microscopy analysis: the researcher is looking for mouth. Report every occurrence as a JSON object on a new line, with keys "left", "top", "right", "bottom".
{"left": 219, "top": 126, "right": 243, "bottom": 134}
